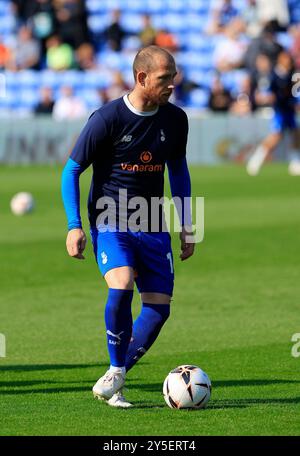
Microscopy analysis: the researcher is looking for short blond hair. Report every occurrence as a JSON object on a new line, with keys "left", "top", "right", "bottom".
{"left": 132, "top": 45, "right": 175, "bottom": 82}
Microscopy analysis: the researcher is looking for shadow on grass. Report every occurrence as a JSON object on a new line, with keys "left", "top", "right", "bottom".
{"left": 0, "top": 364, "right": 103, "bottom": 372}
{"left": 208, "top": 397, "right": 300, "bottom": 409}
{"left": 132, "top": 397, "right": 300, "bottom": 410}
{"left": 136, "top": 378, "right": 300, "bottom": 393}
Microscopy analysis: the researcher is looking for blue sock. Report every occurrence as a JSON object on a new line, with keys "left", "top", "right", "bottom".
{"left": 105, "top": 289, "right": 133, "bottom": 368}
{"left": 125, "top": 303, "right": 170, "bottom": 372}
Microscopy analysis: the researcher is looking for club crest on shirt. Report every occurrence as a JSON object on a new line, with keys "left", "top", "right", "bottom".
{"left": 101, "top": 251, "right": 108, "bottom": 264}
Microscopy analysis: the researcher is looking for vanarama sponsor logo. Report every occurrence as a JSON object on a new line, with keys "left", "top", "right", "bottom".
{"left": 121, "top": 163, "right": 163, "bottom": 172}
{"left": 121, "top": 151, "right": 162, "bottom": 172}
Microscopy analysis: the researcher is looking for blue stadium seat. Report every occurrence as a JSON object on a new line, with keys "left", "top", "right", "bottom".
{"left": 177, "top": 51, "right": 213, "bottom": 71}
{"left": 186, "top": 12, "right": 210, "bottom": 32}
{"left": 76, "top": 88, "right": 101, "bottom": 108}
{"left": 186, "top": 0, "right": 212, "bottom": 13}
{"left": 165, "top": 0, "right": 186, "bottom": 13}
{"left": 120, "top": 13, "right": 143, "bottom": 33}
{"left": 39, "top": 70, "right": 61, "bottom": 88}
{"left": 185, "top": 33, "right": 215, "bottom": 52}
{"left": 19, "top": 88, "right": 39, "bottom": 108}
{"left": 0, "top": 88, "right": 16, "bottom": 109}
{"left": 0, "top": 1, "right": 11, "bottom": 15}
{"left": 276, "top": 32, "right": 292, "bottom": 49}
{"left": 86, "top": 0, "right": 102, "bottom": 14}
{"left": 4, "top": 71, "right": 19, "bottom": 90}
{"left": 57, "top": 71, "right": 85, "bottom": 89}
{"left": 186, "top": 88, "right": 209, "bottom": 109}
{"left": 82, "top": 70, "right": 113, "bottom": 90}
{"left": 17, "top": 70, "right": 40, "bottom": 88}
{"left": 122, "top": 35, "right": 141, "bottom": 51}
{"left": 145, "top": 0, "right": 166, "bottom": 14}
{"left": 151, "top": 13, "right": 167, "bottom": 30}
{"left": 88, "top": 14, "right": 110, "bottom": 34}
{"left": 122, "top": 0, "right": 147, "bottom": 13}
{"left": 97, "top": 50, "right": 125, "bottom": 70}
{"left": 163, "top": 13, "right": 186, "bottom": 33}
{"left": 0, "top": 14, "right": 16, "bottom": 35}
{"left": 185, "top": 69, "right": 216, "bottom": 89}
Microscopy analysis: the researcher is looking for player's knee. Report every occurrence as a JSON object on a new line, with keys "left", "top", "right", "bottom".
{"left": 105, "top": 267, "right": 135, "bottom": 290}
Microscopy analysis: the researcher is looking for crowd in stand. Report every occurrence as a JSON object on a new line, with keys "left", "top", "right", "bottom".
{"left": 0, "top": 0, "right": 300, "bottom": 116}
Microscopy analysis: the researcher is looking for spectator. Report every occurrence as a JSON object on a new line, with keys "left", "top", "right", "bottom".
{"left": 208, "top": 75, "right": 233, "bottom": 112}
{"left": 208, "top": 0, "right": 239, "bottom": 35}
{"left": 104, "top": 9, "right": 126, "bottom": 52}
{"left": 230, "top": 76, "right": 252, "bottom": 115}
{"left": 53, "top": 86, "right": 87, "bottom": 120}
{"left": 139, "top": 14, "right": 157, "bottom": 47}
{"left": 243, "top": 21, "right": 283, "bottom": 70}
{"left": 35, "top": 87, "right": 55, "bottom": 114}
{"left": 0, "top": 39, "right": 12, "bottom": 69}
{"left": 256, "top": 0, "right": 290, "bottom": 30}
{"left": 10, "top": 26, "right": 41, "bottom": 70}
{"left": 46, "top": 34, "right": 73, "bottom": 71}
{"left": 248, "top": 53, "right": 274, "bottom": 110}
{"left": 173, "top": 67, "right": 199, "bottom": 106}
{"left": 99, "top": 71, "right": 130, "bottom": 104}
{"left": 155, "top": 29, "right": 178, "bottom": 53}
{"left": 213, "top": 18, "right": 247, "bottom": 72}
{"left": 53, "top": 0, "right": 89, "bottom": 49}
{"left": 241, "top": 0, "right": 262, "bottom": 38}
{"left": 290, "top": 25, "right": 300, "bottom": 70}
{"left": 75, "top": 42, "right": 97, "bottom": 70}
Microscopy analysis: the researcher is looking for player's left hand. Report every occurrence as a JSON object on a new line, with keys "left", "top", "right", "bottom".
{"left": 179, "top": 226, "right": 195, "bottom": 261}
{"left": 66, "top": 228, "right": 87, "bottom": 260}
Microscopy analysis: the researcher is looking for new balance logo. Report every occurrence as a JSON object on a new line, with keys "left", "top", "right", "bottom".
{"left": 107, "top": 329, "right": 124, "bottom": 346}
{"left": 121, "top": 135, "right": 132, "bottom": 143}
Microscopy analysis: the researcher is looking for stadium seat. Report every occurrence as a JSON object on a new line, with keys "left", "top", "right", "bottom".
{"left": 39, "top": 70, "right": 61, "bottom": 89}
{"left": 82, "top": 70, "right": 113, "bottom": 90}
{"left": 0, "top": 15, "right": 16, "bottom": 35}
{"left": 120, "top": 13, "right": 143, "bottom": 33}
{"left": 17, "top": 70, "right": 40, "bottom": 88}
{"left": 122, "top": 35, "right": 141, "bottom": 51}
{"left": 88, "top": 14, "right": 110, "bottom": 34}
{"left": 145, "top": 0, "right": 166, "bottom": 14}
{"left": 18, "top": 88, "right": 39, "bottom": 108}
{"left": 163, "top": 13, "right": 186, "bottom": 33}
{"left": 122, "top": 0, "right": 148, "bottom": 13}
{"left": 186, "top": 88, "right": 209, "bottom": 109}
{"left": 97, "top": 50, "right": 126, "bottom": 70}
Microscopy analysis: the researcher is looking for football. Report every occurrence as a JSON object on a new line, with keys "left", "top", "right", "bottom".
{"left": 10, "top": 192, "right": 34, "bottom": 216}
{"left": 163, "top": 365, "right": 211, "bottom": 409}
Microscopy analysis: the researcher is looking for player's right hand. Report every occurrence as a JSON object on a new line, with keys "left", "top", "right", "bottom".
{"left": 66, "top": 228, "right": 87, "bottom": 260}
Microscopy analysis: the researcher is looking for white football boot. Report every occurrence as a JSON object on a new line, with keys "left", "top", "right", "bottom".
{"left": 246, "top": 146, "right": 268, "bottom": 176}
{"left": 107, "top": 389, "right": 133, "bottom": 408}
{"left": 92, "top": 369, "right": 125, "bottom": 400}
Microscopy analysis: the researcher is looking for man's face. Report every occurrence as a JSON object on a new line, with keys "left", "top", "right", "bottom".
{"left": 144, "top": 56, "right": 177, "bottom": 106}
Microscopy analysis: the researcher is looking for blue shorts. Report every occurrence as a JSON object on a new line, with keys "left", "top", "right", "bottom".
{"left": 271, "top": 110, "right": 297, "bottom": 133}
{"left": 90, "top": 228, "right": 174, "bottom": 296}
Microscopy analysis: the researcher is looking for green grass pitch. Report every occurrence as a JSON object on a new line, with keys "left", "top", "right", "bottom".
{"left": 0, "top": 163, "right": 299, "bottom": 436}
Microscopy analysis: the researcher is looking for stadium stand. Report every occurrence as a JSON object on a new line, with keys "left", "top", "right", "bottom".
{"left": 0, "top": 0, "right": 299, "bottom": 115}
